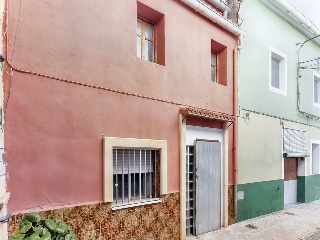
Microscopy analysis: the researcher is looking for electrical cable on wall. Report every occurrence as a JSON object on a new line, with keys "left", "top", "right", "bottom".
{"left": 296, "top": 34, "right": 320, "bottom": 121}
{"left": 240, "top": 108, "right": 320, "bottom": 130}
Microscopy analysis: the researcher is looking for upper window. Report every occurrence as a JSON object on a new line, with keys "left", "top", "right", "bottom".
{"left": 211, "top": 39, "right": 227, "bottom": 86}
{"left": 269, "top": 46, "right": 287, "bottom": 96}
{"left": 211, "top": 52, "right": 217, "bottom": 83}
{"left": 136, "top": 2, "right": 165, "bottom": 66}
{"left": 313, "top": 72, "right": 320, "bottom": 107}
{"left": 137, "top": 18, "right": 154, "bottom": 62}
{"left": 103, "top": 137, "right": 168, "bottom": 210}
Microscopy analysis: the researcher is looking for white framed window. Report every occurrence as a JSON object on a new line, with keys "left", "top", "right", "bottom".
{"left": 310, "top": 140, "right": 320, "bottom": 174}
{"left": 313, "top": 72, "right": 320, "bottom": 108}
{"left": 103, "top": 137, "right": 167, "bottom": 210}
{"left": 269, "top": 46, "right": 287, "bottom": 96}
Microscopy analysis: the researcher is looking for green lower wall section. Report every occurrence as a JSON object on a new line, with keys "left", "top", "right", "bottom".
{"left": 298, "top": 174, "right": 320, "bottom": 203}
{"left": 237, "top": 179, "right": 284, "bottom": 222}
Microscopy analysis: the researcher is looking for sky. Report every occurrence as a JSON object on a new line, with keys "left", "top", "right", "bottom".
{"left": 287, "top": 0, "right": 320, "bottom": 28}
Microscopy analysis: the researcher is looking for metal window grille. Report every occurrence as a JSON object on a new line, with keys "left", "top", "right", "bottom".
{"left": 283, "top": 127, "right": 308, "bottom": 157}
{"left": 113, "top": 149, "right": 159, "bottom": 206}
{"left": 186, "top": 145, "right": 195, "bottom": 236}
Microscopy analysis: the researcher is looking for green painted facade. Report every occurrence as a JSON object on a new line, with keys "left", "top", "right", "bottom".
{"left": 237, "top": 180, "right": 284, "bottom": 222}
{"left": 298, "top": 174, "right": 320, "bottom": 203}
{"left": 237, "top": 0, "right": 320, "bottom": 222}
{"left": 238, "top": 0, "right": 320, "bottom": 124}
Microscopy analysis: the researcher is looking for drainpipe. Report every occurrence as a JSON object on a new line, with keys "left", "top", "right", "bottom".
{"left": 179, "top": 0, "right": 245, "bottom": 36}
{"left": 223, "top": 10, "right": 228, "bottom": 18}
{"left": 207, "top": 0, "right": 231, "bottom": 14}
{"left": 233, "top": 36, "right": 243, "bottom": 223}
{"left": 269, "top": 0, "right": 320, "bottom": 35}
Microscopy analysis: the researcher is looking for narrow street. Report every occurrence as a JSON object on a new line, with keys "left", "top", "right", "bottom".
{"left": 188, "top": 200, "right": 320, "bottom": 240}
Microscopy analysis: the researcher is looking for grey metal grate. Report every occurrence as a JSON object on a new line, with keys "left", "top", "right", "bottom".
{"left": 186, "top": 145, "right": 195, "bottom": 236}
{"left": 113, "top": 149, "right": 158, "bottom": 206}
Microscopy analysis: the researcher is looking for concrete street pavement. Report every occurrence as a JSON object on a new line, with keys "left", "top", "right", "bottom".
{"left": 187, "top": 200, "right": 320, "bottom": 240}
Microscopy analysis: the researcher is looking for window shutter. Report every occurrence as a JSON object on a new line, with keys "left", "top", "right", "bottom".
{"left": 283, "top": 127, "right": 309, "bottom": 157}
{"left": 113, "top": 149, "right": 154, "bottom": 174}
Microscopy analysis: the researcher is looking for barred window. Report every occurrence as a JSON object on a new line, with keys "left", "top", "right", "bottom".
{"left": 103, "top": 137, "right": 167, "bottom": 208}
{"left": 113, "top": 149, "right": 160, "bottom": 208}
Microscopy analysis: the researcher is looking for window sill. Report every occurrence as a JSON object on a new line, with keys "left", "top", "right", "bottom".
{"left": 136, "top": 57, "right": 165, "bottom": 67}
{"left": 112, "top": 198, "right": 162, "bottom": 210}
{"left": 211, "top": 81, "right": 227, "bottom": 87}
{"left": 313, "top": 102, "right": 320, "bottom": 108}
{"left": 269, "top": 86, "right": 287, "bottom": 96}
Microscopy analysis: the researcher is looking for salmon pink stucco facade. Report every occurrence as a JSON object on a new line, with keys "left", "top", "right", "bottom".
{"left": 4, "top": 0, "right": 243, "bottom": 239}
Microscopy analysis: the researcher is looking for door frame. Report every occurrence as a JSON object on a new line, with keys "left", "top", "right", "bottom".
{"left": 283, "top": 157, "right": 298, "bottom": 205}
{"left": 282, "top": 156, "right": 305, "bottom": 206}
{"left": 179, "top": 115, "right": 229, "bottom": 239}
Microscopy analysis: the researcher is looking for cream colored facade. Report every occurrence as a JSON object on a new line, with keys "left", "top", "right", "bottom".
{"left": 238, "top": 112, "right": 283, "bottom": 184}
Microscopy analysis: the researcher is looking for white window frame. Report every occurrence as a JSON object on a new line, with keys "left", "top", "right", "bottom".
{"left": 269, "top": 46, "right": 287, "bottom": 96}
{"left": 103, "top": 137, "right": 167, "bottom": 209}
{"left": 313, "top": 72, "right": 320, "bottom": 108}
{"left": 310, "top": 140, "right": 320, "bottom": 175}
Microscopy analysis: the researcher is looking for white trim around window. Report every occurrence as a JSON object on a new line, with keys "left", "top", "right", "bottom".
{"left": 103, "top": 137, "right": 168, "bottom": 207}
{"left": 310, "top": 140, "right": 320, "bottom": 175}
{"left": 269, "top": 46, "right": 287, "bottom": 96}
{"left": 313, "top": 72, "right": 320, "bottom": 108}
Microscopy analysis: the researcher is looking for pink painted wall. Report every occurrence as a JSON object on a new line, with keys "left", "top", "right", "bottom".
{"left": 5, "top": 0, "right": 238, "bottom": 212}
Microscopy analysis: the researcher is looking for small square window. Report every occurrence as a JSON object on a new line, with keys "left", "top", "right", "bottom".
{"left": 313, "top": 73, "right": 320, "bottom": 107}
{"left": 211, "top": 39, "right": 227, "bottom": 86}
{"left": 137, "top": 18, "right": 154, "bottom": 62}
{"left": 269, "top": 46, "right": 287, "bottom": 96}
{"left": 211, "top": 52, "right": 217, "bottom": 83}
